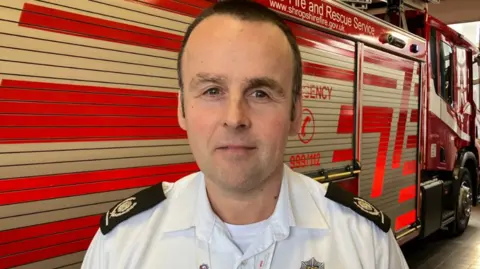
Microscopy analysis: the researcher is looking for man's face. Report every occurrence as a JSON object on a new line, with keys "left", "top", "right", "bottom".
{"left": 178, "top": 15, "right": 302, "bottom": 193}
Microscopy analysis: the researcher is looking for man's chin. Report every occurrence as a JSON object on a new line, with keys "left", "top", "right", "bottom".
{"left": 206, "top": 167, "right": 260, "bottom": 189}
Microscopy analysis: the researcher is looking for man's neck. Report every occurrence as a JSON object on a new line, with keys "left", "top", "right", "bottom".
{"left": 205, "top": 167, "right": 283, "bottom": 225}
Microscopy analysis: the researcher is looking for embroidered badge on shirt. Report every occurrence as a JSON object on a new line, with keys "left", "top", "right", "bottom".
{"left": 100, "top": 182, "right": 167, "bottom": 235}
{"left": 353, "top": 197, "right": 379, "bottom": 216}
{"left": 301, "top": 257, "right": 324, "bottom": 269}
{"left": 110, "top": 197, "right": 137, "bottom": 218}
{"left": 324, "top": 182, "right": 391, "bottom": 232}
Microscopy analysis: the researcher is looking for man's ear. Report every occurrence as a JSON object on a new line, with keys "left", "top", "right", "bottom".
{"left": 288, "top": 94, "right": 303, "bottom": 136}
{"left": 177, "top": 91, "right": 187, "bottom": 131}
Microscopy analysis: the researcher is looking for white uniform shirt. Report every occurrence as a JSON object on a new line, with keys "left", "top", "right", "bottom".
{"left": 81, "top": 165, "right": 409, "bottom": 269}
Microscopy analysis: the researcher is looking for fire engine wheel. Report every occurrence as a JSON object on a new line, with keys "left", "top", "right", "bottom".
{"left": 448, "top": 169, "right": 473, "bottom": 236}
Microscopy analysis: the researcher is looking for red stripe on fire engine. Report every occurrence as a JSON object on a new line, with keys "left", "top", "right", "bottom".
{"left": 0, "top": 226, "right": 97, "bottom": 257}
{"left": 0, "top": 79, "right": 185, "bottom": 143}
{"left": 0, "top": 127, "right": 184, "bottom": 142}
{"left": 19, "top": 3, "right": 182, "bottom": 51}
{"left": 0, "top": 173, "right": 187, "bottom": 205}
{"left": 296, "top": 37, "right": 355, "bottom": 58}
{"left": 0, "top": 215, "right": 100, "bottom": 245}
{"left": 0, "top": 101, "right": 177, "bottom": 117}
{"left": 126, "top": 0, "right": 211, "bottom": 17}
{"left": 1, "top": 80, "right": 175, "bottom": 98}
{"left": 296, "top": 36, "right": 355, "bottom": 58}
{"left": 336, "top": 105, "right": 354, "bottom": 134}
{"left": 303, "top": 62, "right": 355, "bottom": 82}
{"left": 0, "top": 115, "right": 180, "bottom": 128}
{"left": 332, "top": 149, "right": 352, "bottom": 162}
{"left": 0, "top": 169, "right": 198, "bottom": 206}
{"left": 398, "top": 185, "right": 416, "bottom": 203}
{"left": 392, "top": 70, "right": 415, "bottom": 169}
{"left": 402, "top": 160, "right": 417, "bottom": 176}
{"left": 414, "top": 83, "right": 419, "bottom": 97}
{"left": 363, "top": 49, "right": 415, "bottom": 73}
{"left": 410, "top": 109, "right": 418, "bottom": 123}
{"left": 0, "top": 239, "right": 90, "bottom": 269}
{"left": 0, "top": 137, "right": 180, "bottom": 144}
{"left": 363, "top": 73, "right": 397, "bottom": 89}
{"left": 0, "top": 163, "right": 198, "bottom": 193}
{"left": 333, "top": 106, "right": 354, "bottom": 162}
{"left": 363, "top": 106, "right": 394, "bottom": 198}
{"left": 392, "top": 111, "right": 408, "bottom": 163}
{"left": 0, "top": 86, "right": 177, "bottom": 107}
{"left": 406, "top": 135, "right": 417, "bottom": 148}
{"left": 395, "top": 209, "right": 416, "bottom": 231}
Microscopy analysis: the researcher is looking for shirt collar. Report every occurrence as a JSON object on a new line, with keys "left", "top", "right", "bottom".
{"left": 269, "top": 165, "right": 330, "bottom": 240}
{"left": 162, "top": 165, "right": 330, "bottom": 239}
{"left": 162, "top": 172, "right": 202, "bottom": 233}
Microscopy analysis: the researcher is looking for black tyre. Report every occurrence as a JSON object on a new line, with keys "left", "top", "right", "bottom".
{"left": 448, "top": 168, "right": 473, "bottom": 236}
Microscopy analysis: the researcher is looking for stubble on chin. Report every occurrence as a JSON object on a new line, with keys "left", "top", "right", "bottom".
{"left": 206, "top": 166, "right": 262, "bottom": 194}
{"left": 204, "top": 160, "right": 283, "bottom": 198}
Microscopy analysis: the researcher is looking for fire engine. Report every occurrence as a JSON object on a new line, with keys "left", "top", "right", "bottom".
{"left": 0, "top": 0, "right": 479, "bottom": 268}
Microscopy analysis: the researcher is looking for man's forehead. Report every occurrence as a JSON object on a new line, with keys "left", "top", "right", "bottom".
{"left": 194, "top": 14, "right": 271, "bottom": 31}
{"left": 185, "top": 14, "right": 284, "bottom": 49}
{"left": 180, "top": 13, "right": 294, "bottom": 91}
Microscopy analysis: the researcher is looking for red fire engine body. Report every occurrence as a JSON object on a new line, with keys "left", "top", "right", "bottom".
{"left": 0, "top": 0, "right": 479, "bottom": 268}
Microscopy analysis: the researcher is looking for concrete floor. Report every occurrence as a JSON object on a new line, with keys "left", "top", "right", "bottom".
{"left": 402, "top": 206, "right": 480, "bottom": 269}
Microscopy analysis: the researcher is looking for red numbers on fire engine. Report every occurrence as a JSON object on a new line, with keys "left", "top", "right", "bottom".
{"left": 290, "top": 152, "right": 321, "bottom": 169}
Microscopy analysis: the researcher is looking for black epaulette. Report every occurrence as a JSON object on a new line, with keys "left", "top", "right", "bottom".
{"left": 325, "top": 183, "right": 391, "bottom": 233}
{"left": 100, "top": 182, "right": 167, "bottom": 235}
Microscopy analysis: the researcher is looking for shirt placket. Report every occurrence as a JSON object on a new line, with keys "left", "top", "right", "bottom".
{"left": 234, "top": 224, "right": 278, "bottom": 269}
{"left": 254, "top": 243, "right": 276, "bottom": 269}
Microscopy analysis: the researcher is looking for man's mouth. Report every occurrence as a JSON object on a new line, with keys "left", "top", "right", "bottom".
{"left": 216, "top": 144, "right": 257, "bottom": 151}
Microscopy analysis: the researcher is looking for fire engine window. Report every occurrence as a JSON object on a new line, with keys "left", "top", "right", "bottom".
{"left": 440, "top": 42, "right": 453, "bottom": 105}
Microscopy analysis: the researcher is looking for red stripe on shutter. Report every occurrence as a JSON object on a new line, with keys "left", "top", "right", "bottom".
{"left": 19, "top": 3, "right": 182, "bottom": 51}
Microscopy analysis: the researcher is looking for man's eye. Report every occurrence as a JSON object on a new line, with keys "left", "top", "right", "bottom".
{"left": 204, "top": 88, "right": 220, "bottom": 96}
{"left": 251, "top": 90, "right": 268, "bottom": 98}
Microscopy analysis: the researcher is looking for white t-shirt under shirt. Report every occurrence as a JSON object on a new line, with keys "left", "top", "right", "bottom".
{"left": 225, "top": 219, "right": 269, "bottom": 253}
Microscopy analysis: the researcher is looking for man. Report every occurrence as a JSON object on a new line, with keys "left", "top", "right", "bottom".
{"left": 81, "top": 1, "right": 410, "bottom": 268}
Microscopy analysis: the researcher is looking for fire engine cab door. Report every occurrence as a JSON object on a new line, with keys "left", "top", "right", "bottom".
{"left": 359, "top": 46, "right": 420, "bottom": 233}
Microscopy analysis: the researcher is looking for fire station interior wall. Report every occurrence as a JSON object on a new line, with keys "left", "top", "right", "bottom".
{"left": 0, "top": 1, "right": 359, "bottom": 268}
{"left": 359, "top": 46, "right": 420, "bottom": 233}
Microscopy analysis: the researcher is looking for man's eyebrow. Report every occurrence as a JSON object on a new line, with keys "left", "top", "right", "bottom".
{"left": 190, "top": 72, "right": 227, "bottom": 89}
{"left": 245, "top": 77, "right": 285, "bottom": 95}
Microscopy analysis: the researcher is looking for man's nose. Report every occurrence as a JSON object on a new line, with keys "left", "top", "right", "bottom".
{"left": 223, "top": 95, "right": 251, "bottom": 129}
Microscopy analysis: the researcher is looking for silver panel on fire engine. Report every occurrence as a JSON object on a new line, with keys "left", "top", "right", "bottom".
{"left": 285, "top": 24, "right": 356, "bottom": 175}
{"left": 359, "top": 46, "right": 420, "bottom": 232}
